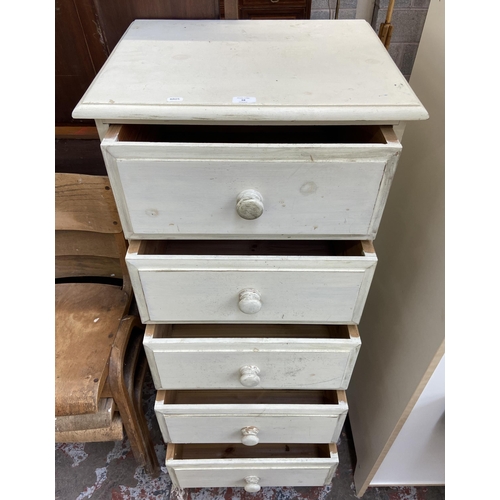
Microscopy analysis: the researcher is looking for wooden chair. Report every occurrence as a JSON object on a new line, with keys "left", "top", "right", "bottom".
{"left": 55, "top": 173, "right": 159, "bottom": 476}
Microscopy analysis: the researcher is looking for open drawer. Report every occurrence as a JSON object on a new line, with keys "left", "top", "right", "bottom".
{"left": 166, "top": 442, "right": 339, "bottom": 491}
{"left": 155, "top": 389, "right": 348, "bottom": 445}
{"left": 101, "top": 123, "right": 401, "bottom": 240}
{"left": 144, "top": 323, "right": 361, "bottom": 390}
{"left": 127, "top": 239, "right": 377, "bottom": 324}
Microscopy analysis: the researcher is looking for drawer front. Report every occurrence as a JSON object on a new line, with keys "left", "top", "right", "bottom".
{"left": 240, "top": 0, "right": 307, "bottom": 6}
{"left": 239, "top": 8, "right": 308, "bottom": 19}
{"left": 155, "top": 390, "right": 348, "bottom": 445}
{"left": 127, "top": 241, "right": 377, "bottom": 325}
{"left": 102, "top": 125, "right": 401, "bottom": 240}
{"left": 144, "top": 324, "right": 361, "bottom": 390}
{"left": 160, "top": 415, "right": 343, "bottom": 444}
{"left": 167, "top": 443, "right": 338, "bottom": 490}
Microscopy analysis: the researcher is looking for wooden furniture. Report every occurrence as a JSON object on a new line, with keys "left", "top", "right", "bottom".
{"left": 72, "top": 20, "right": 427, "bottom": 494}
{"left": 55, "top": 173, "right": 159, "bottom": 476}
{"left": 220, "top": 0, "right": 311, "bottom": 19}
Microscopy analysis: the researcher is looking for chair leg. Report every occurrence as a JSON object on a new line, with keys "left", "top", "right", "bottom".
{"left": 134, "top": 349, "right": 160, "bottom": 472}
{"left": 109, "top": 315, "right": 160, "bottom": 476}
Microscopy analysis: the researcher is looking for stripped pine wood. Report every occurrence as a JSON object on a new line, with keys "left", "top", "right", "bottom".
{"left": 55, "top": 173, "right": 158, "bottom": 475}
{"left": 55, "top": 414, "right": 124, "bottom": 442}
{"left": 55, "top": 173, "right": 122, "bottom": 233}
{"left": 55, "top": 283, "right": 128, "bottom": 416}
{"left": 55, "top": 398, "right": 115, "bottom": 432}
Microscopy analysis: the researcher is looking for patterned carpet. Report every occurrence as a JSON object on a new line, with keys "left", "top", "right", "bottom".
{"left": 55, "top": 373, "right": 445, "bottom": 500}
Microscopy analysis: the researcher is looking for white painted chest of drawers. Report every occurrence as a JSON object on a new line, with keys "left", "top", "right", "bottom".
{"left": 73, "top": 18, "right": 427, "bottom": 494}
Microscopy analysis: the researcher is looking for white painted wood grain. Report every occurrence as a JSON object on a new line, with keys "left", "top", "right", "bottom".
{"left": 158, "top": 414, "right": 344, "bottom": 446}
{"left": 73, "top": 20, "right": 428, "bottom": 123}
{"left": 70, "top": 16, "right": 432, "bottom": 494}
{"left": 127, "top": 247, "right": 376, "bottom": 324}
{"left": 171, "top": 465, "right": 335, "bottom": 489}
{"left": 102, "top": 131, "right": 401, "bottom": 240}
{"left": 166, "top": 448, "right": 339, "bottom": 489}
{"left": 154, "top": 391, "right": 348, "bottom": 445}
{"left": 143, "top": 324, "right": 361, "bottom": 390}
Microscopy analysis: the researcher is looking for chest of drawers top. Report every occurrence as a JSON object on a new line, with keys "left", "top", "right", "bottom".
{"left": 72, "top": 19, "right": 428, "bottom": 125}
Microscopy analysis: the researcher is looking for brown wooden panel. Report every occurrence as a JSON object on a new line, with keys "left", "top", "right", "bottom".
{"left": 56, "top": 231, "right": 119, "bottom": 259}
{"left": 55, "top": 0, "right": 108, "bottom": 125}
{"left": 55, "top": 256, "right": 123, "bottom": 280}
{"left": 55, "top": 174, "right": 122, "bottom": 233}
{"left": 94, "top": 0, "right": 220, "bottom": 52}
{"left": 241, "top": 0, "right": 306, "bottom": 6}
{"left": 55, "top": 139, "right": 107, "bottom": 175}
{"left": 220, "top": 0, "right": 310, "bottom": 19}
{"left": 56, "top": 127, "right": 100, "bottom": 140}
{"left": 239, "top": 7, "right": 307, "bottom": 19}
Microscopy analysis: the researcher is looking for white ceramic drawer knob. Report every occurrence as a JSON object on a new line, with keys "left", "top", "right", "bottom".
{"left": 236, "top": 189, "right": 264, "bottom": 220}
{"left": 241, "top": 426, "right": 260, "bottom": 446}
{"left": 244, "top": 476, "right": 261, "bottom": 493}
{"left": 239, "top": 365, "right": 261, "bottom": 387}
{"left": 238, "top": 289, "right": 262, "bottom": 314}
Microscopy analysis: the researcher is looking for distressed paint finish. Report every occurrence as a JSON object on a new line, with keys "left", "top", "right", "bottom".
{"left": 154, "top": 391, "right": 348, "bottom": 445}
{"left": 72, "top": 20, "right": 428, "bottom": 123}
{"left": 143, "top": 324, "right": 361, "bottom": 390}
{"left": 54, "top": 370, "right": 445, "bottom": 499}
{"left": 101, "top": 126, "right": 401, "bottom": 240}
{"left": 166, "top": 444, "right": 339, "bottom": 490}
{"left": 68, "top": 18, "right": 434, "bottom": 496}
{"left": 126, "top": 244, "right": 377, "bottom": 324}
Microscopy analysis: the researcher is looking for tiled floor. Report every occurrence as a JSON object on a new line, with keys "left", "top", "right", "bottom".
{"left": 55, "top": 373, "right": 445, "bottom": 500}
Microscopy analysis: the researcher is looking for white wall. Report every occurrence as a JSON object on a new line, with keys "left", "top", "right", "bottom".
{"left": 347, "top": 0, "right": 445, "bottom": 494}
{"left": 371, "top": 355, "right": 445, "bottom": 485}
{"left": 356, "top": 0, "right": 375, "bottom": 22}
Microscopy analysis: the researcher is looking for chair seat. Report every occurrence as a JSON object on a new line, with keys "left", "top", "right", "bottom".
{"left": 55, "top": 397, "right": 116, "bottom": 432}
{"left": 55, "top": 282, "right": 129, "bottom": 417}
{"left": 55, "top": 414, "right": 124, "bottom": 442}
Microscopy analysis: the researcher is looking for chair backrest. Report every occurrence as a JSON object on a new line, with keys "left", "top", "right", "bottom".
{"left": 55, "top": 173, "right": 130, "bottom": 293}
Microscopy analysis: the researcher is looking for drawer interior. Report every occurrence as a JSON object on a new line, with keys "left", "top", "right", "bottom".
{"left": 114, "top": 123, "right": 387, "bottom": 145}
{"left": 160, "top": 389, "right": 340, "bottom": 405}
{"left": 170, "top": 443, "right": 333, "bottom": 460}
{"left": 150, "top": 324, "right": 357, "bottom": 340}
{"left": 135, "top": 239, "right": 369, "bottom": 257}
